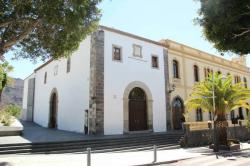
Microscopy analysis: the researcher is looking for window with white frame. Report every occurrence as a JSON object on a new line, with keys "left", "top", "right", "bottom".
{"left": 54, "top": 65, "right": 58, "bottom": 76}
{"left": 44, "top": 72, "right": 47, "bottom": 84}
{"left": 133, "top": 44, "right": 142, "bottom": 57}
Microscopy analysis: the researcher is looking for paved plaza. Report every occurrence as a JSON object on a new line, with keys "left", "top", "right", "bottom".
{"left": 0, "top": 144, "right": 249, "bottom": 166}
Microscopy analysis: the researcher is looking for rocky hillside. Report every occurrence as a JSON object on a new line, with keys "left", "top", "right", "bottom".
{"left": 0, "top": 78, "right": 24, "bottom": 107}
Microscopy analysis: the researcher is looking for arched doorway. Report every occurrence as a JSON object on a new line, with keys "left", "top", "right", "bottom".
{"left": 49, "top": 90, "right": 58, "bottom": 128}
{"left": 129, "top": 87, "right": 148, "bottom": 131}
{"left": 172, "top": 97, "right": 185, "bottom": 130}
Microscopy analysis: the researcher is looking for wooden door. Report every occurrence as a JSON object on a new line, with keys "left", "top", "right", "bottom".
{"left": 128, "top": 88, "right": 147, "bottom": 131}
{"left": 49, "top": 93, "right": 57, "bottom": 128}
{"left": 172, "top": 98, "right": 184, "bottom": 130}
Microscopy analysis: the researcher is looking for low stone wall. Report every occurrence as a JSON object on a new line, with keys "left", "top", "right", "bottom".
{"left": 0, "top": 117, "right": 23, "bottom": 136}
{"left": 182, "top": 126, "right": 250, "bottom": 147}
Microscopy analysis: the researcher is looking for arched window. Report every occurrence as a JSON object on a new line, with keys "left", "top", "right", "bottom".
{"left": 208, "top": 111, "right": 212, "bottom": 120}
{"left": 193, "top": 65, "right": 199, "bottom": 82}
{"left": 243, "top": 77, "right": 247, "bottom": 88}
{"left": 44, "top": 72, "right": 47, "bottom": 84}
{"left": 196, "top": 108, "right": 203, "bottom": 121}
{"left": 173, "top": 60, "right": 179, "bottom": 78}
{"left": 230, "top": 110, "right": 235, "bottom": 120}
{"left": 66, "top": 57, "right": 71, "bottom": 73}
{"left": 239, "top": 107, "right": 244, "bottom": 120}
{"left": 204, "top": 67, "right": 213, "bottom": 78}
{"left": 246, "top": 103, "right": 249, "bottom": 116}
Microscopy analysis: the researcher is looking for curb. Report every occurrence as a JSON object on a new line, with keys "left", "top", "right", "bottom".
{"left": 134, "top": 146, "right": 250, "bottom": 166}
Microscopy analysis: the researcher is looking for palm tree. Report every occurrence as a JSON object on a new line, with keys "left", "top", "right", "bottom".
{"left": 186, "top": 73, "right": 250, "bottom": 152}
{"left": 0, "top": 61, "right": 13, "bottom": 102}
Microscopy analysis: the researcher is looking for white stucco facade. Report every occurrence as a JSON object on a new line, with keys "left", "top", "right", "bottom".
{"left": 103, "top": 30, "right": 167, "bottom": 135}
{"left": 22, "top": 26, "right": 250, "bottom": 135}
{"left": 31, "top": 36, "right": 91, "bottom": 133}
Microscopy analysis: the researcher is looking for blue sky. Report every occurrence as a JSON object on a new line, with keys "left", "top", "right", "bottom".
{"left": 6, "top": 0, "right": 249, "bottom": 79}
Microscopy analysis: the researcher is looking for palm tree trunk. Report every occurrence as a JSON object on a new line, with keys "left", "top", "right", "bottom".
{"left": 0, "top": 90, "right": 2, "bottom": 103}
{"left": 214, "top": 115, "right": 228, "bottom": 152}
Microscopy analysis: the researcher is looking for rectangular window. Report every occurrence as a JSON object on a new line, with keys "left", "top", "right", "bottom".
{"left": 66, "top": 58, "right": 71, "bottom": 73}
{"left": 54, "top": 65, "right": 58, "bottom": 76}
{"left": 112, "top": 45, "right": 122, "bottom": 61}
{"left": 44, "top": 72, "right": 47, "bottom": 84}
{"left": 151, "top": 55, "right": 159, "bottom": 68}
{"left": 133, "top": 44, "right": 142, "bottom": 57}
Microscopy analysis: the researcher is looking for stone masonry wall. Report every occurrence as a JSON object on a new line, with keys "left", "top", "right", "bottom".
{"left": 182, "top": 126, "right": 250, "bottom": 147}
{"left": 163, "top": 49, "right": 171, "bottom": 130}
{"left": 89, "top": 30, "right": 104, "bottom": 135}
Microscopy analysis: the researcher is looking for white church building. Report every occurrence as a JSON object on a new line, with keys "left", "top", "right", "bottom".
{"left": 22, "top": 26, "right": 250, "bottom": 135}
{"left": 22, "top": 26, "right": 169, "bottom": 135}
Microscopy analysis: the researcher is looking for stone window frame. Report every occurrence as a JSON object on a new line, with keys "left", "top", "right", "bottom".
{"left": 151, "top": 54, "right": 159, "bottom": 69}
{"left": 193, "top": 64, "right": 199, "bottom": 82}
{"left": 123, "top": 81, "right": 153, "bottom": 133}
{"left": 112, "top": 44, "right": 123, "bottom": 62}
{"left": 44, "top": 72, "right": 47, "bottom": 84}
{"left": 204, "top": 67, "right": 213, "bottom": 78}
{"left": 234, "top": 75, "right": 241, "bottom": 83}
{"left": 133, "top": 44, "right": 142, "bottom": 58}
{"left": 172, "top": 59, "right": 180, "bottom": 79}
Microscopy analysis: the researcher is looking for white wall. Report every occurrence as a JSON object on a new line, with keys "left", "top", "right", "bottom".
{"left": 21, "top": 73, "right": 35, "bottom": 120}
{"left": 33, "top": 36, "right": 91, "bottom": 133}
{"left": 103, "top": 30, "right": 167, "bottom": 135}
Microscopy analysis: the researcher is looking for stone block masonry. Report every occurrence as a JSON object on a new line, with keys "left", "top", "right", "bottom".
{"left": 89, "top": 30, "right": 104, "bottom": 134}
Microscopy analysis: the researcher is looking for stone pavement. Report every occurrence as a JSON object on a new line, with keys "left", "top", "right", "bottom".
{"left": 0, "top": 143, "right": 249, "bottom": 166}
{"left": 168, "top": 149, "right": 250, "bottom": 166}
{"left": 0, "top": 147, "right": 202, "bottom": 166}
{"left": 0, "top": 121, "right": 179, "bottom": 144}
{"left": 0, "top": 121, "right": 89, "bottom": 144}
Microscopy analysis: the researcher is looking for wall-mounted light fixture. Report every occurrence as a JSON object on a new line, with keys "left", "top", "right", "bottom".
{"left": 168, "top": 84, "right": 176, "bottom": 93}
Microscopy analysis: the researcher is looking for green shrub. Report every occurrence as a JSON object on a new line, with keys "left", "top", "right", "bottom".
{"left": 0, "top": 104, "right": 20, "bottom": 126}
{"left": 3, "top": 104, "right": 21, "bottom": 118}
{"left": 0, "top": 111, "right": 12, "bottom": 126}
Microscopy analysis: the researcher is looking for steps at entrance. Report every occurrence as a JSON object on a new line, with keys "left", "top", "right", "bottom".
{"left": 0, "top": 132, "right": 184, "bottom": 155}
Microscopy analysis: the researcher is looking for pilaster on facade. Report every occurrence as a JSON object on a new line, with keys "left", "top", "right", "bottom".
{"left": 89, "top": 30, "right": 105, "bottom": 135}
{"left": 163, "top": 49, "right": 171, "bottom": 130}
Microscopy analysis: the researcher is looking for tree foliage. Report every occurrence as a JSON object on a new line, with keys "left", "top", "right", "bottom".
{"left": 186, "top": 73, "right": 250, "bottom": 120}
{"left": 0, "top": 61, "right": 13, "bottom": 101}
{"left": 0, "top": 0, "right": 102, "bottom": 61}
{"left": 186, "top": 73, "right": 250, "bottom": 151}
{"left": 196, "top": 0, "right": 250, "bottom": 55}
